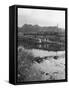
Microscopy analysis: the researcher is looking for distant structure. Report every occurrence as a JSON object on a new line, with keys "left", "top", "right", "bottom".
{"left": 57, "top": 24, "right": 58, "bottom": 28}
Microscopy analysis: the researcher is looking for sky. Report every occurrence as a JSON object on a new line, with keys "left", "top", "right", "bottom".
{"left": 18, "top": 8, "right": 65, "bottom": 29}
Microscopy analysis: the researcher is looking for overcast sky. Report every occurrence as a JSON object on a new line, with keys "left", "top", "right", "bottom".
{"left": 18, "top": 8, "right": 65, "bottom": 29}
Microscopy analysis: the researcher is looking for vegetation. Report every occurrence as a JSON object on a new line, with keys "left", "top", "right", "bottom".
{"left": 17, "top": 48, "right": 42, "bottom": 82}
{"left": 18, "top": 24, "right": 65, "bottom": 45}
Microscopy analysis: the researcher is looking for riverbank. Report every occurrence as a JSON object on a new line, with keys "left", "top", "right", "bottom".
{"left": 18, "top": 46, "right": 65, "bottom": 57}
{"left": 18, "top": 46, "right": 65, "bottom": 81}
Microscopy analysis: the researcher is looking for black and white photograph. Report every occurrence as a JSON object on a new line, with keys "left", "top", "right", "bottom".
{"left": 17, "top": 7, "right": 67, "bottom": 83}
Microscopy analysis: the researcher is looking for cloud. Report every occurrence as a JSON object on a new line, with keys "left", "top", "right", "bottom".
{"left": 18, "top": 8, "right": 65, "bottom": 29}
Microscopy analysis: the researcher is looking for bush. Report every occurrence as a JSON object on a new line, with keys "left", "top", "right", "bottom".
{"left": 17, "top": 47, "right": 42, "bottom": 82}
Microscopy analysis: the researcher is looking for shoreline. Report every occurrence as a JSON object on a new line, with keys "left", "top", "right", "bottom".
{"left": 18, "top": 46, "right": 65, "bottom": 58}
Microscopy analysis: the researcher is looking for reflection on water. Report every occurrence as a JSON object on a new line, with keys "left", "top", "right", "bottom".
{"left": 18, "top": 40, "right": 65, "bottom": 51}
